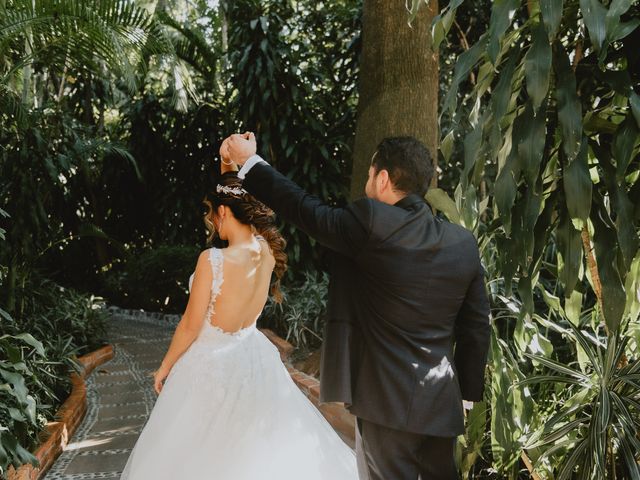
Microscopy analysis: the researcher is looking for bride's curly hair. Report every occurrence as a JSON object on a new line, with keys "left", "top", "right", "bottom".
{"left": 203, "top": 172, "right": 287, "bottom": 303}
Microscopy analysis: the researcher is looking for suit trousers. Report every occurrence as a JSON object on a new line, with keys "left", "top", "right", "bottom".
{"left": 355, "top": 418, "right": 458, "bottom": 480}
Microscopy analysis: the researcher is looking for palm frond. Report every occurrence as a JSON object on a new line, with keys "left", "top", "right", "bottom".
{"left": 0, "top": 0, "right": 174, "bottom": 94}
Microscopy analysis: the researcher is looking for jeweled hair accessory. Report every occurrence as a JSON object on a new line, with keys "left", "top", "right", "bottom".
{"left": 216, "top": 184, "right": 248, "bottom": 196}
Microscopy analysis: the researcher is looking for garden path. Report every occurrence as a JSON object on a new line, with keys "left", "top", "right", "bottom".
{"left": 43, "top": 309, "right": 174, "bottom": 479}
{"left": 43, "top": 309, "right": 353, "bottom": 479}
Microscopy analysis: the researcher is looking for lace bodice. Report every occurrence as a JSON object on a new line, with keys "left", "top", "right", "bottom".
{"left": 187, "top": 237, "right": 266, "bottom": 338}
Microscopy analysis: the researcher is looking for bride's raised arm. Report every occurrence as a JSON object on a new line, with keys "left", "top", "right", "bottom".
{"left": 220, "top": 137, "right": 239, "bottom": 174}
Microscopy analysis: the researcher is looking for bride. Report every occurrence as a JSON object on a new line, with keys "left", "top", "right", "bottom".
{"left": 119, "top": 146, "right": 357, "bottom": 479}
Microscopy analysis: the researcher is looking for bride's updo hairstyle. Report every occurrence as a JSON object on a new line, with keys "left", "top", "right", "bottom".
{"left": 203, "top": 172, "right": 287, "bottom": 303}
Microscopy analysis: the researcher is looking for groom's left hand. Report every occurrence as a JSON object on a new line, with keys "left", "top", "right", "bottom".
{"left": 226, "top": 132, "right": 256, "bottom": 166}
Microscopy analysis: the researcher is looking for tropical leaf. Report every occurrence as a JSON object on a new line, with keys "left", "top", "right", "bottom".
{"left": 425, "top": 188, "right": 462, "bottom": 225}
{"left": 553, "top": 42, "right": 583, "bottom": 163}
{"left": 563, "top": 141, "right": 591, "bottom": 230}
{"left": 579, "top": 0, "right": 608, "bottom": 52}
{"left": 540, "top": 0, "right": 563, "bottom": 39}
{"left": 516, "top": 100, "right": 546, "bottom": 185}
{"left": 524, "top": 22, "right": 552, "bottom": 112}
{"left": 591, "top": 201, "right": 627, "bottom": 333}
{"left": 487, "top": 0, "right": 520, "bottom": 65}
{"left": 441, "top": 33, "right": 488, "bottom": 117}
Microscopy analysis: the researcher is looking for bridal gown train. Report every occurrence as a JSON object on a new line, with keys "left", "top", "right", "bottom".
{"left": 120, "top": 247, "right": 357, "bottom": 479}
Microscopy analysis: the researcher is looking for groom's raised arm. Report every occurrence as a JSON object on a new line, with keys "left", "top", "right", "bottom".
{"left": 238, "top": 156, "right": 372, "bottom": 259}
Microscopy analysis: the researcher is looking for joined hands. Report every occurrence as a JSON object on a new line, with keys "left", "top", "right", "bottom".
{"left": 219, "top": 132, "right": 257, "bottom": 173}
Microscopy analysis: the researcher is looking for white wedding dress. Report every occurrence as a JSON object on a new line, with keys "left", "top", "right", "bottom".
{"left": 120, "top": 246, "right": 357, "bottom": 479}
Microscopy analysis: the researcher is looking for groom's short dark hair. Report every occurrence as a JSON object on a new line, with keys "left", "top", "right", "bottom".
{"left": 371, "top": 137, "right": 434, "bottom": 197}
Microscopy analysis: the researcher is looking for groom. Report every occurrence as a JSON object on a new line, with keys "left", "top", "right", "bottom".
{"left": 224, "top": 134, "right": 490, "bottom": 480}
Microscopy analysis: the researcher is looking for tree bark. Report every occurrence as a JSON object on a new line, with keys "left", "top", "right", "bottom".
{"left": 350, "top": 0, "right": 439, "bottom": 199}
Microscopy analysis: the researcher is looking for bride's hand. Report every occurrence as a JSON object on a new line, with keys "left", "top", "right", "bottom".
{"left": 153, "top": 364, "right": 171, "bottom": 394}
{"left": 219, "top": 138, "right": 238, "bottom": 174}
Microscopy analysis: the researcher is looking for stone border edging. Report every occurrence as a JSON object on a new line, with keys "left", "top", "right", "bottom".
{"left": 7, "top": 345, "right": 115, "bottom": 480}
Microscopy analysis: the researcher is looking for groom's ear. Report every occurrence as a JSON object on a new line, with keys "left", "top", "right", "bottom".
{"left": 377, "top": 168, "right": 390, "bottom": 190}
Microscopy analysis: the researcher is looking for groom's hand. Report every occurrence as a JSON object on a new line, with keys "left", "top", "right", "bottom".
{"left": 227, "top": 132, "right": 256, "bottom": 166}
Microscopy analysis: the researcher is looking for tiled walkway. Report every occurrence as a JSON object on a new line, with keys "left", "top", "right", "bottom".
{"left": 44, "top": 309, "right": 351, "bottom": 479}
{"left": 44, "top": 310, "right": 177, "bottom": 479}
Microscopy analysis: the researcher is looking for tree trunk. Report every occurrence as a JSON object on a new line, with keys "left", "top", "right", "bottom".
{"left": 350, "top": 0, "right": 439, "bottom": 199}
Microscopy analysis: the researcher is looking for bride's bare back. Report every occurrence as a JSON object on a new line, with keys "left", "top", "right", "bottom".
{"left": 211, "top": 236, "right": 275, "bottom": 333}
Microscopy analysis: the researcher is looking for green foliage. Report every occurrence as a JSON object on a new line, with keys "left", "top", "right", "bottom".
{"left": 0, "top": 0, "right": 176, "bottom": 310}
{"left": 431, "top": 0, "right": 640, "bottom": 477}
{"left": 0, "top": 270, "right": 106, "bottom": 475}
{"left": 226, "top": 0, "right": 360, "bottom": 273}
{"left": 522, "top": 324, "right": 640, "bottom": 479}
{"left": 0, "top": 0, "right": 172, "bottom": 95}
{"left": 101, "top": 244, "right": 200, "bottom": 313}
{"left": 262, "top": 272, "right": 329, "bottom": 351}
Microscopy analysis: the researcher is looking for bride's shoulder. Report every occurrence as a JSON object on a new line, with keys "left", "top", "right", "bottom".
{"left": 195, "top": 248, "right": 220, "bottom": 266}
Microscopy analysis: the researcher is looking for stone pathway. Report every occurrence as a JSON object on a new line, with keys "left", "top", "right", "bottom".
{"left": 44, "top": 309, "right": 351, "bottom": 479}
{"left": 44, "top": 310, "right": 175, "bottom": 479}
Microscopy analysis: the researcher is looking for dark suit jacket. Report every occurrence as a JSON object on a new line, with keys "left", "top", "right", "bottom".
{"left": 243, "top": 162, "right": 491, "bottom": 437}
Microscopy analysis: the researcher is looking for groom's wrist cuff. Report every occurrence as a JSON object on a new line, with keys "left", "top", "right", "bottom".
{"left": 238, "top": 155, "right": 268, "bottom": 179}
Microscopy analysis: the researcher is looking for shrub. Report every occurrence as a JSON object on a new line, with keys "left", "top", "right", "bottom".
{"left": 0, "top": 276, "right": 107, "bottom": 476}
{"left": 100, "top": 244, "right": 200, "bottom": 314}
{"left": 262, "top": 272, "right": 329, "bottom": 352}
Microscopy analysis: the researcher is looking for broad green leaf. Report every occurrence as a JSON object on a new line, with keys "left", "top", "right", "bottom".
{"left": 425, "top": 188, "right": 461, "bottom": 225}
{"left": 623, "top": 249, "right": 640, "bottom": 323}
{"left": 0, "top": 307, "right": 12, "bottom": 322}
{"left": 605, "top": 0, "right": 640, "bottom": 43}
{"left": 565, "top": 290, "right": 583, "bottom": 325}
{"left": 440, "top": 130, "right": 455, "bottom": 163}
{"left": 463, "top": 115, "right": 486, "bottom": 186}
{"left": 487, "top": 0, "right": 520, "bottom": 65}
{"left": 442, "top": 34, "right": 488, "bottom": 116}
{"left": 612, "top": 186, "right": 639, "bottom": 272}
{"left": 13, "top": 333, "right": 45, "bottom": 357}
{"left": 491, "top": 47, "right": 520, "bottom": 124}
{"left": 553, "top": 42, "right": 583, "bottom": 163}
{"left": 608, "top": 0, "right": 634, "bottom": 17}
{"left": 610, "top": 18, "right": 640, "bottom": 42}
{"left": 461, "top": 185, "right": 480, "bottom": 232}
{"left": 516, "top": 101, "right": 546, "bottom": 186}
{"left": 0, "top": 368, "right": 28, "bottom": 404}
{"left": 512, "top": 187, "right": 543, "bottom": 273}
{"left": 556, "top": 212, "right": 582, "bottom": 296}
{"left": 591, "top": 200, "right": 626, "bottom": 333}
{"left": 24, "top": 395, "right": 37, "bottom": 424}
{"left": 595, "top": 141, "right": 640, "bottom": 270}
{"left": 524, "top": 23, "right": 552, "bottom": 112}
{"left": 541, "top": 0, "right": 563, "bottom": 39}
{"left": 431, "top": 3, "right": 461, "bottom": 52}
{"left": 8, "top": 407, "right": 25, "bottom": 422}
{"left": 630, "top": 91, "right": 640, "bottom": 128}
{"left": 494, "top": 157, "right": 519, "bottom": 235}
{"left": 613, "top": 116, "right": 640, "bottom": 179}
{"left": 580, "top": 0, "right": 608, "bottom": 52}
{"left": 563, "top": 141, "right": 591, "bottom": 229}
